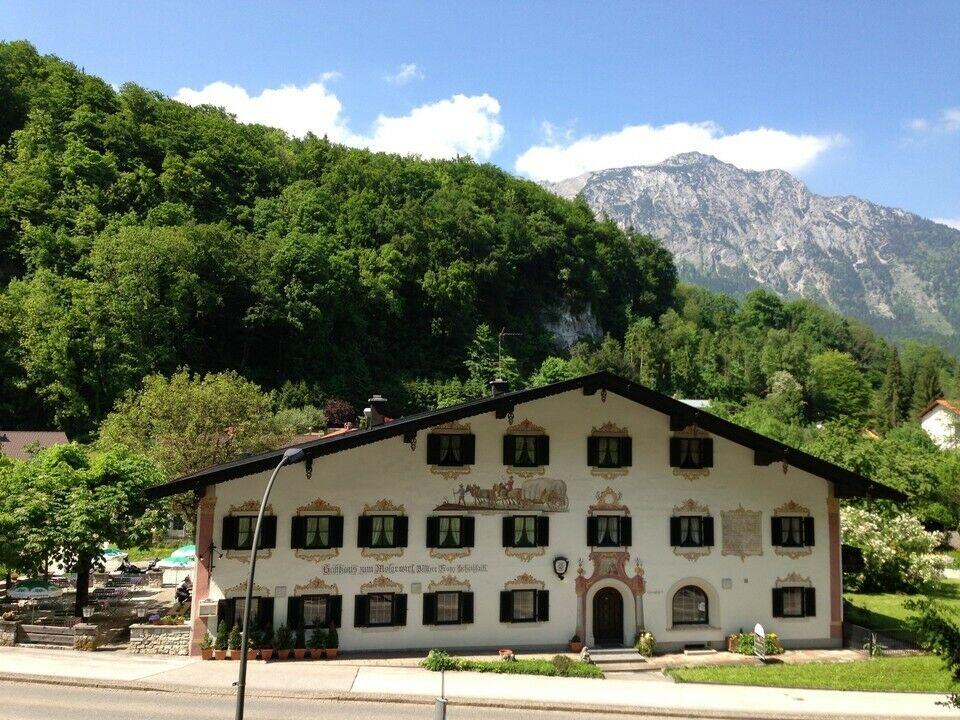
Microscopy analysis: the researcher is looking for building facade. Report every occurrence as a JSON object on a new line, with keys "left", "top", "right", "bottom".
{"left": 919, "top": 399, "right": 960, "bottom": 450}
{"left": 147, "top": 373, "right": 898, "bottom": 655}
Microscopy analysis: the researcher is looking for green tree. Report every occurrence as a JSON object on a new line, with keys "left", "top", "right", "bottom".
{"left": 0, "top": 443, "right": 165, "bottom": 615}
{"left": 97, "top": 369, "right": 294, "bottom": 478}
{"left": 912, "top": 355, "right": 944, "bottom": 414}
{"left": 877, "top": 347, "right": 907, "bottom": 429}
{"left": 808, "top": 350, "right": 871, "bottom": 421}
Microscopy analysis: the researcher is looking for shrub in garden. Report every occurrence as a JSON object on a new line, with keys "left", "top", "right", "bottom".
{"left": 635, "top": 631, "right": 656, "bottom": 656}
{"left": 228, "top": 624, "right": 241, "bottom": 651}
{"left": 842, "top": 506, "right": 946, "bottom": 592}
{"left": 214, "top": 620, "right": 229, "bottom": 650}
{"left": 275, "top": 624, "right": 292, "bottom": 651}
{"left": 731, "top": 631, "right": 784, "bottom": 655}
{"left": 551, "top": 655, "right": 574, "bottom": 674}
{"left": 907, "top": 598, "right": 960, "bottom": 708}
{"left": 308, "top": 625, "right": 327, "bottom": 649}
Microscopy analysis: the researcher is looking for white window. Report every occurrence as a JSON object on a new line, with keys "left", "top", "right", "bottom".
{"left": 235, "top": 516, "right": 254, "bottom": 550}
{"left": 368, "top": 593, "right": 393, "bottom": 626}
{"left": 782, "top": 587, "right": 804, "bottom": 617}
{"left": 438, "top": 517, "right": 461, "bottom": 548}
{"left": 672, "top": 586, "right": 708, "bottom": 625}
{"left": 436, "top": 592, "right": 461, "bottom": 624}
{"left": 513, "top": 516, "right": 537, "bottom": 547}
{"left": 597, "top": 516, "right": 620, "bottom": 546}
{"left": 304, "top": 516, "right": 330, "bottom": 549}
{"left": 512, "top": 590, "right": 536, "bottom": 621}
{"left": 302, "top": 595, "right": 328, "bottom": 628}
{"left": 371, "top": 516, "right": 396, "bottom": 548}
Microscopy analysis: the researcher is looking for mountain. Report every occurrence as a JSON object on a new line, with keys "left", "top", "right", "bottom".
{"left": 545, "top": 153, "right": 960, "bottom": 350}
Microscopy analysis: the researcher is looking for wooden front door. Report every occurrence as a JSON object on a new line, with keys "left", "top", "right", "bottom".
{"left": 592, "top": 587, "right": 624, "bottom": 646}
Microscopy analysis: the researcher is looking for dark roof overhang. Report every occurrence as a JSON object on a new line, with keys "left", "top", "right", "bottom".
{"left": 145, "top": 371, "right": 904, "bottom": 502}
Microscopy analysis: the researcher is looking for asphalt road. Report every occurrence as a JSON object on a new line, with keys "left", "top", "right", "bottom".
{"left": 0, "top": 680, "right": 665, "bottom": 720}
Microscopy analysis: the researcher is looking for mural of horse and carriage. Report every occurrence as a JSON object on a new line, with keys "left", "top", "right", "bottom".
{"left": 435, "top": 477, "right": 569, "bottom": 512}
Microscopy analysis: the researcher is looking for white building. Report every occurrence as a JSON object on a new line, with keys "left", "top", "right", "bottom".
{"left": 919, "top": 398, "right": 960, "bottom": 450}
{"left": 146, "top": 372, "right": 900, "bottom": 656}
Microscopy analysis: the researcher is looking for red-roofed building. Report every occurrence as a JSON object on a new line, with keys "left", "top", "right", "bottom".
{"left": 0, "top": 430, "right": 69, "bottom": 461}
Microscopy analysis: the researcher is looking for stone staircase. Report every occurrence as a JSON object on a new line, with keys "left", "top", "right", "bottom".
{"left": 588, "top": 647, "right": 657, "bottom": 677}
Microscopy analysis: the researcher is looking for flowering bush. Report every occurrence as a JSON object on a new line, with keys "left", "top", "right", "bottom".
{"left": 841, "top": 506, "right": 946, "bottom": 592}
{"left": 635, "top": 631, "right": 656, "bottom": 657}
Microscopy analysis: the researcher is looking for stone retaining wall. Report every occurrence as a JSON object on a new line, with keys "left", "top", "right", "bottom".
{"left": 128, "top": 623, "right": 191, "bottom": 655}
{"left": 0, "top": 620, "right": 18, "bottom": 646}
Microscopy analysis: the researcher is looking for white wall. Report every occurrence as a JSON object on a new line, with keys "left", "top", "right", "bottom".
{"left": 921, "top": 406, "right": 959, "bottom": 450}
{"left": 205, "top": 389, "right": 835, "bottom": 651}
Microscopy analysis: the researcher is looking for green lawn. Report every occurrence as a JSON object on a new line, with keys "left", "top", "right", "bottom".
{"left": 669, "top": 656, "right": 953, "bottom": 693}
{"left": 124, "top": 541, "right": 182, "bottom": 561}
{"left": 844, "top": 578, "right": 960, "bottom": 632}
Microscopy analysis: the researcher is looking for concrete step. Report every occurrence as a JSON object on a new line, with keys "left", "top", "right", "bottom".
{"left": 597, "top": 661, "right": 657, "bottom": 672}
{"left": 589, "top": 648, "right": 645, "bottom": 664}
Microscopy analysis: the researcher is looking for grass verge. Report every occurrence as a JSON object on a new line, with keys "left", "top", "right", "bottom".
{"left": 124, "top": 542, "right": 183, "bottom": 561}
{"left": 422, "top": 650, "right": 603, "bottom": 678}
{"left": 844, "top": 577, "right": 960, "bottom": 632}
{"left": 669, "top": 656, "right": 952, "bottom": 693}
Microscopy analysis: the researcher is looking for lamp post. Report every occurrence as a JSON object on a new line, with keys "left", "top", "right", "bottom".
{"left": 235, "top": 447, "right": 305, "bottom": 720}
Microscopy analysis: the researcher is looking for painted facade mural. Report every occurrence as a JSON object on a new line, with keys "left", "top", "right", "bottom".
{"left": 435, "top": 476, "right": 569, "bottom": 512}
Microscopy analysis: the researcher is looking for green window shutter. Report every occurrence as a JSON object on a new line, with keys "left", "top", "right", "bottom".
{"left": 422, "top": 593, "right": 437, "bottom": 625}
{"left": 669, "top": 438, "right": 681, "bottom": 467}
{"left": 772, "top": 588, "right": 784, "bottom": 618}
{"left": 461, "top": 434, "right": 476, "bottom": 464}
{"left": 357, "top": 516, "right": 373, "bottom": 547}
{"left": 535, "top": 516, "right": 549, "bottom": 546}
{"left": 803, "top": 517, "right": 815, "bottom": 546}
{"left": 620, "top": 516, "right": 632, "bottom": 546}
{"left": 460, "top": 592, "right": 474, "bottom": 624}
{"left": 771, "top": 517, "right": 783, "bottom": 546}
{"left": 620, "top": 436, "right": 632, "bottom": 466}
{"left": 502, "top": 517, "right": 514, "bottom": 547}
{"left": 328, "top": 516, "right": 344, "bottom": 548}
{"left": 502, "top": 435, "right": 515, "bottom": 465}
{"left": 669, "top": 517, "right": 682, "bottom": 546}
{"left": 393, "top": 594, "right": 407, "bottom": 627}
{"left": 354, "top": 595, "right": 368, "bottom": 627}
{"left": 425, "top": 517, "right": 440, "bottom": 548}
{"left": 804, "top": 587, "right": 816, "bottom": 617}
{"left": 587, "top": 437, "right": 600, "bottom": 466}
{"left": 394, "top": 516, "right": 409, "bottom": 548}
{"left": 702, "top": 516, "right": 715, "bottom": 546}
{"left": 290, "top": 516, "right": 306, "bottom": 549}
{"left": 536, "top": 590, "right": 549, "bottom": 622}
{"left": 460, "top": 516, "right": 475, "bottom": 548}
{"left": 499, "top": 591, "right": 512, "bottom": 622}
{"left": 587, "top": 516, "right": 599, "bottom": 546}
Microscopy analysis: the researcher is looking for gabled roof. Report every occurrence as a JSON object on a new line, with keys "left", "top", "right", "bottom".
{"left": 0, "top": 430, "right": 69, "bottom": 461}
{"left": 919, "top": 398, "right": 960, "bottom": 419}
{"left": 145, "top": 372, "right": 903, "bottom": 501}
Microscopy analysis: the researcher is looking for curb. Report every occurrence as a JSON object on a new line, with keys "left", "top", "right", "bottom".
{"left": 0, "top": 672, "right": 950, "bottom": 720}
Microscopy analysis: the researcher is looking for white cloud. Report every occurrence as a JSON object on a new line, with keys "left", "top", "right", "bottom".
{"left": 384, "top": 63, "right": 423, "bottom": 85}
{"left": 365, "top": 94, "right": 503, "bottom": 159}
{"left": 907, "top": 107, "right": 960, "bottom": 134}
{"left": 175, "top": 81, "right": 352, "bottom": 142}
{"left": 515, "top": 121, "right": 843, "bottom": 181}
{"left": 933, "top": 217, "right": 960, "bottom": 231}
{"left": 174, "top": 81, "right": 504, "bottom": 161}
{"left": 943, "top": 108, "right": 960, "bottom": 132}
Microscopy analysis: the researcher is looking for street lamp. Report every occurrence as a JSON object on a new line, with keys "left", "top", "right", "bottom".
{"left": 235, "top": 447, "right": 305, "bottom": 720}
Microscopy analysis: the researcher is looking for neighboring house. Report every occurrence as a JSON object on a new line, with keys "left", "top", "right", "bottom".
{"left": 0, "top": 430, "right": 68, "bottom": 461}
{"left": 919, "top": 399, "right": 960, "bottom": 450}
{"left": 146, "top": 372, "right": 901, "bottom": 657}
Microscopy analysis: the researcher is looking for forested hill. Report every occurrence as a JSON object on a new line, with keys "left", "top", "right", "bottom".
{"left": 0, "top": 41, "right": 957, "bottom": 453}
{"left": 0, "top": 41, "right": 674, "bottom": 432}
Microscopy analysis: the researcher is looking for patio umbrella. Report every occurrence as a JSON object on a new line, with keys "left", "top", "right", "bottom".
{"left": 9, "top": 580, "right": 63, "bottom": 600}
{"left": 156, "top": 555, "right": 194, "bottom": 570}
{"left": 169, "top": 544, "right": 196, "bottom": 559}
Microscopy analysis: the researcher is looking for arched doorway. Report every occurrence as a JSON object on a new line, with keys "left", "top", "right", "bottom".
{"left": 592, "top": 587, "right": 624, "bottom": 646}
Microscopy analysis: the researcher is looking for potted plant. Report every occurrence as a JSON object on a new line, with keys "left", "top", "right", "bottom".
{"left": 293, "top": 621, "right": 307, "bottom": 660}
{"left": 260, "top": 626, "right": 274, "bottom": 661}
{"left": 274, "top": 624, "right": 292, "bottom": 660}
{"left": 325, "top": 623, "right": 339, "bottom": 659}
{"left": 246, "top": 626, "right": 260, "bottom": 660}
{"left": 227, "top": 623, "right": 242, "bottom": 660}
{"left": 568, "top": 634, "right": 583, "bottom": 653}
{"left": 200, "top": 633, "right": 214, "bottom": 660}
{"left": 308, "top": 625, "right": 326, "bottom": 660}
{"left": 214, "top": 620, "right": 229, "bottom": 660}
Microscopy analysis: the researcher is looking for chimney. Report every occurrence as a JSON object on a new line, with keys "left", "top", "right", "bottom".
{"left": 488, "top": 378, "right": 510, "bottom": 397}
{"left": 364, "top": 394, "right": 388, "bottom": 427}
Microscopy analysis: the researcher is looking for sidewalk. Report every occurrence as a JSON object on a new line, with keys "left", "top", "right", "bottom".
{"left": 0, "top": 646, "right": 954, "bottom": 719}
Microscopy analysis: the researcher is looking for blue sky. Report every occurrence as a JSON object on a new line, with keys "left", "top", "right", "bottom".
{"left": 3, "top": 1, "right": 959, "bottom": 224}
